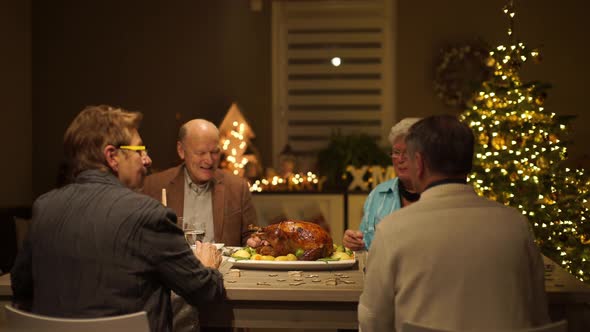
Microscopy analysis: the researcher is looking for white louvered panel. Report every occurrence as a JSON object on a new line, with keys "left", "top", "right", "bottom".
{"left": 287, "top": 111, "right": 381, "bottom": 121}
{"left": 288, "top": 80, "right": 381, "bottom": 89}
{"left": 285, "top": 3, "right": 385, "bottom": 18}
{"left": 288, "top": 48, "right": 382, "bottom": 59}
{"left": 287, "top": 33, "right": 382, "bottom": 44}
{"left": 285, "top": 1, "right": 384, "bottom": 10}
{"left": 288, "top": 125, "right": 381, "bottom": 137}
{"left": 272, "top": 0, "right": 394, "bottom": 166}
{"left": 287, "top": 64, "right": 383, "bottom": 75}
{"left": 288, "top": 95, "right": 381, "bottom": 106}
{"left": 285, "top": 0, "right": 383, "bottom": 7}
{"left": 286, "top": 19, "right": 383, "bottom": 30}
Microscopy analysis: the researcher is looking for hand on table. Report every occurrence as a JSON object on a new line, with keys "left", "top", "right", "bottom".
{"left": 343, "top": 229, "right": 366, "bottom": 251}
{"left": 193, "top": 241, "right": 222, "bottom": 269}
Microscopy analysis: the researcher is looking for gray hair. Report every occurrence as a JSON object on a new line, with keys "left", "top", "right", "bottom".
{"left": 388, "top": 117, "right": 422, "bottom": 145}
{"left": 405, "top": 114, "right": 474, "bottom": 177}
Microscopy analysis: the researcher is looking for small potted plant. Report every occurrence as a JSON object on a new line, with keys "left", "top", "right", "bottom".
{"left": 317, "top": 133, "right": 390, "bottom": 191}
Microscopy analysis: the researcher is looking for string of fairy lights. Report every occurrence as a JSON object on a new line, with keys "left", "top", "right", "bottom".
{"left": 220, "top": 120, "right": 323, "bottom": 192}
{"left": 460, "top": 0, "right": 589, "bottom": 281}
{"left": 221, "top": 121, "right": 250, "bottom": 176}
{"left": 249, "top": 172, "right": 322, "bottom": 193}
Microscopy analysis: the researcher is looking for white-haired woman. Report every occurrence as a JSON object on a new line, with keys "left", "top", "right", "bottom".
{"left": 343, "top": 118, "right": 421, "bottom": 250}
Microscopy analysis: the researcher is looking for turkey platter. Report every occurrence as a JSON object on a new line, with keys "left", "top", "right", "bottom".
{"left": 249, "top": 220, "right": 334, "bottom": 261}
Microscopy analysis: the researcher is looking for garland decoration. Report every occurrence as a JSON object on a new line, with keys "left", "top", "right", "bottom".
{"left": 434, "top": 43, "right": 492, "bottom": 108}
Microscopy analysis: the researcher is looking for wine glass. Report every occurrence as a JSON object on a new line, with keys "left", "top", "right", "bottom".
{"left": 181, "top": 217, "right": 206, "bottom": 246}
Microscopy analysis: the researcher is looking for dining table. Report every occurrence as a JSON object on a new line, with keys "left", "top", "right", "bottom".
{"left": 194, "top": 253, "right": 366, "bottom": 329}
{"left": 178, "top": 253, "right": 590, "bottom": 330}
{"left": 1, "top": 254, "right": 589, "bottom": 330}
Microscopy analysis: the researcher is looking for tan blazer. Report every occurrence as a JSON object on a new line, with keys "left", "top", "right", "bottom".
{"left": 358, "top": 184, "right": 549, "bottom": 332}
{"left": 142, "top": 165, "right": 257, "bottom": 246}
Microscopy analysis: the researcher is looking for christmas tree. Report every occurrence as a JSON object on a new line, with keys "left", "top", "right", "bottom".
{"left": 218, "top": 103, "right": 260, "bottom": 178}
{"left": 460, "top": 1, "right": 590, "bottom": 282}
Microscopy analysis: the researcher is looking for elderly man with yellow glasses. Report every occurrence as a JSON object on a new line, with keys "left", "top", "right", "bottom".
{"left": 11, "top": 105, "right": 225, "bottom": 332}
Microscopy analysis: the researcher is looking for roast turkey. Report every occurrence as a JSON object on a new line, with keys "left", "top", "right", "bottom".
{"left": 251, "top": 220, "right": 333, "bottom": 261}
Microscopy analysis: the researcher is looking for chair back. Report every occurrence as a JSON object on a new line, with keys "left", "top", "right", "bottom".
{"left": 402, "top": 320, "right": 567, "bottom": 332}
{"left": 4, "top": 305, "right": 150, "bottom": 332}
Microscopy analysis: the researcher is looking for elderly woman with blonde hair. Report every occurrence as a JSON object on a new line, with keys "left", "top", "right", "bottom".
{"left": 342, "top": 117, "right": 421, "bottom": 250}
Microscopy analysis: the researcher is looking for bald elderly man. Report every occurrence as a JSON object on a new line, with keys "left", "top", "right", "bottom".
{"left": 143, "top": 119, "right": 258, "bottom": 247}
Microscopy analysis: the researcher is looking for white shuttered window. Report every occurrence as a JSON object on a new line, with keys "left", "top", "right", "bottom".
{"left": 272, "top": 0, "right": 396, "bottom": 169}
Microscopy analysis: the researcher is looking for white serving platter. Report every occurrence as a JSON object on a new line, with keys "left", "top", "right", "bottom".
{"left": 227, "top": 257, "right": 356, "bottom": 270}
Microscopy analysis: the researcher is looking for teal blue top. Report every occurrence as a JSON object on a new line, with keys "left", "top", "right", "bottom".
{"left": 359, "top": 177, "right": 401, "bottom": 249}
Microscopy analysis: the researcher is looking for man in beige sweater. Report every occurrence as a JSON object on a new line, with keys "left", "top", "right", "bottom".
{"left": 358, "top": 115, "right": 549, "bottom": 331}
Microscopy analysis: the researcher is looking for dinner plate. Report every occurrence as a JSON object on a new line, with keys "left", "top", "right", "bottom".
{"left": 227, "top": 257, "right": 356, "bottom": 271}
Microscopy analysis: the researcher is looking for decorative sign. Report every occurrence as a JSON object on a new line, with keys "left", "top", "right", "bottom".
{"left": 346, "top": 166, "right": 369, "bottom": 191}
{"left": 346, "top": 165, "right": 396, "bottom": 191}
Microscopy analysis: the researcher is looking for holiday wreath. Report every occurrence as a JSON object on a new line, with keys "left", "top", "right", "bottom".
{"left": 434, "top": 43, "right": 492, "bottom": 109}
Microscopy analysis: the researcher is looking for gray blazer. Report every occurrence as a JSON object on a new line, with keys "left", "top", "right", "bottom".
{"left": 11, "top": 170, "right": 225, "bottom": 332}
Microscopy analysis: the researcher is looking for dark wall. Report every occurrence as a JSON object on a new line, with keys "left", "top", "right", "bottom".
{"left": 4, "top": 0, "right": 586, "bottom": 200}
{"left": 0, "top": 0, "right": 32, "bottom": 207}
{"left": 32, "top": 0, "right": 271, "bottom": 197}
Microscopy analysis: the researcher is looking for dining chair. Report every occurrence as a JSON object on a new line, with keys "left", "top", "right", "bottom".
{"left": 13, "top": 216, "right": 31, "bottom": 252}
{"left": 4, "top": 305, "right": 150, "bottom": 332}
{"left": 401, "top": 320, "right": 568, "bottom": 332}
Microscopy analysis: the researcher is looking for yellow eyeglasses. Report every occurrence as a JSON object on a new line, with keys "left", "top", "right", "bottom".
{"left": 118, "top": 145, "right": 149, "bottom": 157}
